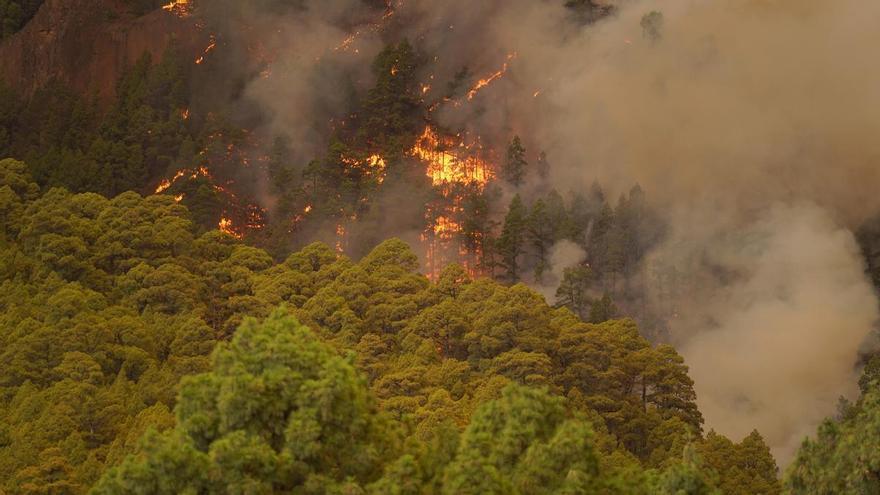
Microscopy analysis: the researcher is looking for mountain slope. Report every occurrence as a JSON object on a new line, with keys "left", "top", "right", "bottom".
{"left": 0, "top": 0, "right": 199, "bottom": 101}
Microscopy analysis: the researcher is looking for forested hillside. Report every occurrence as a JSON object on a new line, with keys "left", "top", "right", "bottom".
{"left": 0, "top": 158, "right": 786, "bottom": 493}
{"left": 2, "top": 0, "right": 880, "bottom": 493}
{"left": 2, "top": 155, "right": 877, "bottom": 492}
{"left": 0, "top": 41, "right": 670, "bottom": 341}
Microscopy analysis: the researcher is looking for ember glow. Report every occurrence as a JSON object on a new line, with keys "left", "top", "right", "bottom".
{"left": 195, "top": 35, "right": 217, "bottom": 65}
{"left": 335, "top": 33, "right": 358, "bottom": 53}
{"left": 333, "top": 0, "right": 399, "bottom": 53}
{"left": 366, "top": 154, "right": 386, "bottom": 183}
{"left": 335, "top": 223, "right": 346, "bottom": 254}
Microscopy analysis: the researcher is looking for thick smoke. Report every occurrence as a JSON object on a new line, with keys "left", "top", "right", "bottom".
{"left": 533, "top": 0, "right": 880, "bottom": 463}
{"left": 221, "top": 0, "right": 880, "bottom": 462}
{"left": 647, "top": 203, "right": 878, "bottom": 461}
{"left": 196, "top": 0, "right": 383, "bottom": 164}
{"left": 240, "top": 1, "right": 381, "bottom": 164}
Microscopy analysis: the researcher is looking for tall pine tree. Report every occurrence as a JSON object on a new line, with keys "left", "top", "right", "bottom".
{"left": 498, "top": 194, "right": 527, "bottom": 283}
{"left": 503, "top": 136, "right": 527, "bottom": 187}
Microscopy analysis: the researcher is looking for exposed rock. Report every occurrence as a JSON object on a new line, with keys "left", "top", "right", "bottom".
{"left": 0, "top": 0, "right": 202, "bottom": 101}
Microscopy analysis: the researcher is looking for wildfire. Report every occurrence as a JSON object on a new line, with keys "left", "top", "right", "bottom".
{"left": 195, "top": 35, "right": 217, "bottom": 65}
{"left": 162, "top": 0, "right": 191, "bottom": 17}
{"left": 333, "top": 0, "right": 399, "bottom": 53}
{"left": 408, "top": 125, "right": 495, "bottom": 279}
{"left": 152, "top": 114, "right": 269, "bottom": 244}
{"left": 245, "top": 203, "right": 267, "bottom": 231}
{"left": 336, "top": 34, "right": 358, "bottom": 52}
{"left": 219, "top": 217, "right": 242, "bottom": 239}
{"left": 433, "top": 215, "right": 460, "bottom": 238}
{"left": 466, "top": 53, "right": 516, "bottom": 101}
{"left": 154, "top": 167, "right": 211, "bottom": 194}
{"left": 341, "top": 153, "right": 387, "bottom": 184}
{"left": 411, "top": 126, "right": 492, "bottom": 187}
{"left": 155, "top": 170, "right": 184, "bottom": 194}
{"left": 155, "top": 179, "right": 172, "bottom": 194}
{"left": 366, "top": 154, "right": 386, "bottom": 178}
{"left": 335, "top": 223, "right": 346, "bottom": 253}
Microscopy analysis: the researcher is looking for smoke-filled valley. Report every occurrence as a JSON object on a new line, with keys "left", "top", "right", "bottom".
{"left": 0, "top": 0, "right": 879, "bottom": 493}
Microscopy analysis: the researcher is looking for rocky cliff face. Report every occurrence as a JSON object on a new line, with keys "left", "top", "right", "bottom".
{"left": 0, "top": 0, "right": 201, "bottom": 101}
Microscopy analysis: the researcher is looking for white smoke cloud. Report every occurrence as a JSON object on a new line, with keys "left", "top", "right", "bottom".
{"left": 534, "top": 239, "right": 588, "bottom": 302}
{"left": 648, "top": 203, "right": 878, "bottom": 461}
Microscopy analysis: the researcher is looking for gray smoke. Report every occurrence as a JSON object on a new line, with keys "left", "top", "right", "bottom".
{"left": 241, "top": 0, "right": 381, "bottom": 163}
{"left": 534, "top": 239, "right": 588, "bottom": 301}
{"left": 646, "top": 202, "right": 878, "bottom": 461}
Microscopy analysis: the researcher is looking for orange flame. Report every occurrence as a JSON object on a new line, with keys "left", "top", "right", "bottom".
{"left": 409, "top": 125, "right": 494, "bottom": 278}
{"left": 411, "top": 126, "right": 492, "bottom": 187}
{"left": 154, "top": 166, "right": 213, "bottom": 194}
{"left": 162, "top": 0, "right": 190, "bottom": 17}
{"left": 195, "top": 35, "right": 217, "bottom": 65}
{"left": 155, "top": 179, "right": 172, "bottom": 194}
{"left": 219, "top": 217, "right": 242, "bottom": 239}
{"left": 466, "top": 53, "right": 516, "bottom": 100}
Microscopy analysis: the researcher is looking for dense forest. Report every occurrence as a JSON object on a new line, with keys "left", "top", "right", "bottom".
{"left": 2, "top": 0, "right": 880, "bottom": 493}
{"left": 0, "top": 160, "right": 779, "bottom": 493}
{"left": 0, "top": 158, "right": 877, "bottom": 493}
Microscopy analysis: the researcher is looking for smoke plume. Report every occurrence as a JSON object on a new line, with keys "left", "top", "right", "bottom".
{"left": 535, "top": 0, "right": 880, "bottom": 463}
{"left": 648, "top": 203, "right": 878, "bottom": 461}
{"left": 535, "top": 239, "right": 588, "bottom": 301}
